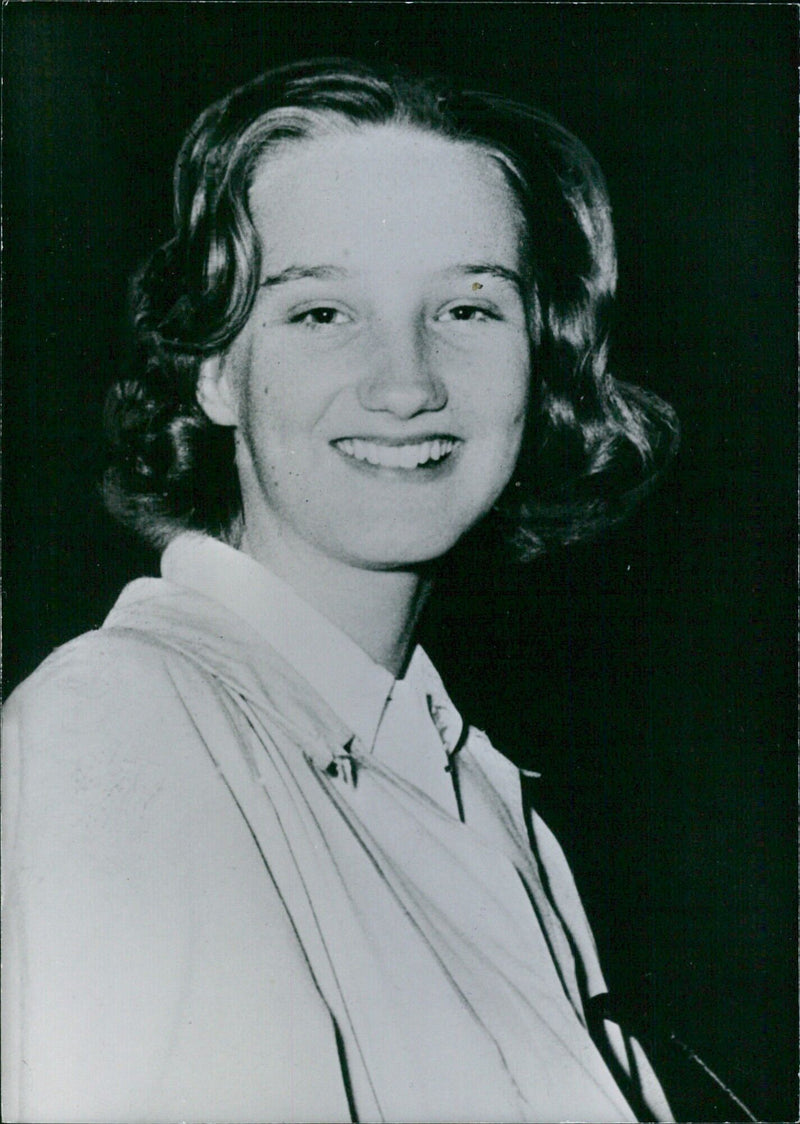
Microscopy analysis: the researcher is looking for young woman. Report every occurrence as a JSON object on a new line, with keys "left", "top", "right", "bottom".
{"left": 3, "top": 60, "right": 679, "bottom": 1122}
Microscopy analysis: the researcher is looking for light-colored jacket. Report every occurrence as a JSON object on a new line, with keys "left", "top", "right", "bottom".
{"left": 2, "top": 576, "right": 672, "bottom": 1123}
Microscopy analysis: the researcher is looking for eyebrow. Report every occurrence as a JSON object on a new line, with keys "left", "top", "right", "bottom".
{"left": 259, "top": 265, "right": 348, "bottom": 289}
{"left": 258, "top": 262, "right": 525, "bottom": 291}
{"left": 443, "top": 263, "right": 525, "bottom": 293}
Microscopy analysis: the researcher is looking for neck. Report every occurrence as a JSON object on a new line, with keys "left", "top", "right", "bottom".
{"left": 239, "top": 529, "right": 434, "bottom": 676}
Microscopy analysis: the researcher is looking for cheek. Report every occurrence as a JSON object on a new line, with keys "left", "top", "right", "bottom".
{"left": 472, "top": 352, "right": 531, "bottom": 435}
{"left": 234, "top": 359, "right": 300, "bottom": 445}
{"left": 237, "top": 340, "right": 347, "bottom": 438}
{"left": 476, "top": 361, "right": 530, "bottom": 482}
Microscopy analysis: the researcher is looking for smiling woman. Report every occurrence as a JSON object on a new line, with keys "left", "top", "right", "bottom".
{"left": 3, "top": 60, "right": 678, "bottom": 1123}
{"left": 196, "top": 127, "right": 531, "bottom": 606}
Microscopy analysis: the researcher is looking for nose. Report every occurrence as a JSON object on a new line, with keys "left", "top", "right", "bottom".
{"left": 356, "top": 324, "right": 447, "bottom": 418}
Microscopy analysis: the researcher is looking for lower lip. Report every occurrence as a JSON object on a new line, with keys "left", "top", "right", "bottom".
{"left": 330, "top": 443, "right": 461, "bottom": 480}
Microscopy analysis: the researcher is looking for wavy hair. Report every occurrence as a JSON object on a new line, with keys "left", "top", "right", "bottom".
{"left": 103, "top": 58, "right": 678, "bottom": 558}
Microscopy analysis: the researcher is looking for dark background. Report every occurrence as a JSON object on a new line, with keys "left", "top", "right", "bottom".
{"left": 4, "top": 4, "right": 796, "bottom": 1120}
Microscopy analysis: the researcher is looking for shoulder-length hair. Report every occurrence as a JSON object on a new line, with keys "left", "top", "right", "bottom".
{"left": 103, "top": 58, "right": 678, "bottom": 560}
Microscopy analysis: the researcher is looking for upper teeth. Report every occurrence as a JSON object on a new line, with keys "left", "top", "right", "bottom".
{"left": 335, "top": 438, "right": 456, "bottom": 469}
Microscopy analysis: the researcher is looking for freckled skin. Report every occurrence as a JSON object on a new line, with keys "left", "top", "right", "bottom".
{"left": 202, "top": 124, "right": 532, "bottom": 577}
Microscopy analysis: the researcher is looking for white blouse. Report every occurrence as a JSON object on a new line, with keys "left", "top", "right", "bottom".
{"left": 2, "top": 534, "right": 672, "bottom": 1123}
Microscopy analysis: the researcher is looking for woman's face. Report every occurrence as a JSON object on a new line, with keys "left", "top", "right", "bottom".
{"left": 202, "top": 124, "right": 531, "bottom": 572}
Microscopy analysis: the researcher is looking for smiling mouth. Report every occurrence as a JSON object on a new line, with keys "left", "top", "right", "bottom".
{"left": 332, "top": 437, "right": 459, "bottom": 470}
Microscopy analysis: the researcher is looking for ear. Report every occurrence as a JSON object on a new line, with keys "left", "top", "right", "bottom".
{"left": 196, "top": 355, "right": 238, "bottom": 427}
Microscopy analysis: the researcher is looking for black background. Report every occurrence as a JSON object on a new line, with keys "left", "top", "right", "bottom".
{"left": 4, "top": 4, "right": 797, "bottom": 1120}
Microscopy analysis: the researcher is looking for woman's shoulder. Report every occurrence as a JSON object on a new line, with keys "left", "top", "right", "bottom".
{"left": 9, "top": 607, "right": 169, "bottom": 693}
{"left": 5, "top": 610, "right": 204, "bottom": 740}
{"left": 2, "top": 621, "right": 226, "bottom": 866}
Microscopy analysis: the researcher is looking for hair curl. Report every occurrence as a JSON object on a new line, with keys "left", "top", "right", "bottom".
{"left": 103, "top": 58, "right": 678, "bottom": 558}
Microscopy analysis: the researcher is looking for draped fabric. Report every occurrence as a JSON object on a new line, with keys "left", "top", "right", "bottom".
{"left": 2, "top": 570, "right": 673, "bottom": 1123}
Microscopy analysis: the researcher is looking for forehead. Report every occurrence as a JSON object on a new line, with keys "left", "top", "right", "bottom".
{"left": 247, "top": 124, "right": 526, "bottom": 273}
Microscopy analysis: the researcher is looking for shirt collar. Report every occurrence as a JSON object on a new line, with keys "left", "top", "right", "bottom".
{"left": 402, "top": 646, "right": 466, "bottom": 758}
{"left": 160, "top": 533, "right": 395, "bottom": 752}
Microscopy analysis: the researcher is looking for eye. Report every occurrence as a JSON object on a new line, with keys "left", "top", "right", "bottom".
{"left": 437, "top": 303, "right": 500, "bottom": 323}
{"left": 289, "top": 306, "right": 351, "bottom": 327}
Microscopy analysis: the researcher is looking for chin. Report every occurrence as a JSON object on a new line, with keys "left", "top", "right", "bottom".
{"left": 335, "top": 524, "right": 477, "bottom": 572}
